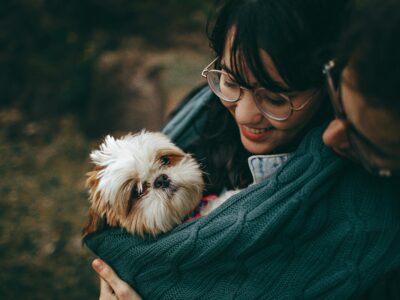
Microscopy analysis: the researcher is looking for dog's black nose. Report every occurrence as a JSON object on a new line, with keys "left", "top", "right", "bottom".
{"left": 154, "top": 174, "right": 170, "bottom": 189}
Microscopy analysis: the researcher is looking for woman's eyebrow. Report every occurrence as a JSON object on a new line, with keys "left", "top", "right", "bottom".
{"left": 220, "top": 62, "right": 258, "bottom": 87}
{"left": 220, "top": 61, "right": 293, "bottom": 92}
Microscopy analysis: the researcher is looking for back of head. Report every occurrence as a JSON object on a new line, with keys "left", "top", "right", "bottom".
{"left": 338, "top": 0, "right": 400, "bottom": 113}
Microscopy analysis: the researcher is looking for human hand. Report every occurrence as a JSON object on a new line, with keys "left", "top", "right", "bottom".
{"left": 92, "top": 258, "right": 142, "bottom": 300}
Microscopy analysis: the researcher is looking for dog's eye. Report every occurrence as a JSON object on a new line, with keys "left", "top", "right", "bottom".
{"left": 130, "top": 187, "right": 140, "bottom": 200}
{"left": 160, "top": 155, "right": 170, "bottom": 166}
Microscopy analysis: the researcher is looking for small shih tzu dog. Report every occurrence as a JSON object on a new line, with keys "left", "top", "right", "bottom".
{"left": 83, "top": 131, "right": 205, "bottom": 237}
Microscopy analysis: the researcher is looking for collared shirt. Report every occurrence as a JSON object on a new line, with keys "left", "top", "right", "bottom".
{"left": 248, "top": 153, "right": 292, "bottom": 185}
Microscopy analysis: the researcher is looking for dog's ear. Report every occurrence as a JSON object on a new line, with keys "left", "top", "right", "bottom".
{"left": 86, "top": 165, "right": 103, "bottom": 191}
{"left": 82, "top": 208, "right": 106, "bottom": 238}
{"left": 83, "top": 165, "right": 106, "bottom": 238}
{"left": 85, "top": 166, "right": 104, "bottom": 210}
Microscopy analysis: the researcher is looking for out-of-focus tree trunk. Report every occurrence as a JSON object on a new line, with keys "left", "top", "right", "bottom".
{"left": 86, "top": 49, "right": 166, "bottom": 137}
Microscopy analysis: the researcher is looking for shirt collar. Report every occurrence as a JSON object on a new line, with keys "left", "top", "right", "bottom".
{"left": 248, "top": 153, "right": 292, "bottom": 184}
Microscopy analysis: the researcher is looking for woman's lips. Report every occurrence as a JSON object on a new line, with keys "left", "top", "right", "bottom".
{"left": 240, "top": 125, "right": 274, "bottom": 141}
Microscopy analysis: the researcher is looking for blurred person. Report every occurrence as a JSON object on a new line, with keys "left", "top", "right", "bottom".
{"left": 323, "top": 0, "right": 400, "bottom": 177}
{"left": 321, "top": 1, "right": 400, "bottom": 297}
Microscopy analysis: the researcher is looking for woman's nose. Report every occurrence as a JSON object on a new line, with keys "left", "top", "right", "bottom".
{"left": 322, "top": 118, "right": 350, "bottom": 150}
{"left": 234, "top": 90, "right": 264, "bottom": 124}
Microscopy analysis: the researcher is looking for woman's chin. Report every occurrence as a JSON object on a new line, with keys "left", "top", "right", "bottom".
{"left": 241, "top": 135, "right": 277, "bottom": 155}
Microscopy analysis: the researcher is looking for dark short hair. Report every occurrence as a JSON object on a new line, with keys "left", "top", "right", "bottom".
{"left": 338, "top": 0, "right": 400, "bottom": 113}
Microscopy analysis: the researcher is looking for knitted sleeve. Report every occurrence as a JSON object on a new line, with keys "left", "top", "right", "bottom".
{"left": 84, "top": 127, "right": 400, "bottom": 299}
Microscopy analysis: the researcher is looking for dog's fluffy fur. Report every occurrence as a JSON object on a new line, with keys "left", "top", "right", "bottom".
{"left": 83, "top": 131, "right": 204, "bottom": 237}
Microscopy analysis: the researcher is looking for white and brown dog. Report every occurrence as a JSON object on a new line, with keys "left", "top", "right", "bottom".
{"left": 83, "top": 131, "right": 205, "bottom": 237}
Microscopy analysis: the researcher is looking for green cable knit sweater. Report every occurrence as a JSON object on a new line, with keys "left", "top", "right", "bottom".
{"left": 84, "top": 88, "right": 400, "bottom": 299}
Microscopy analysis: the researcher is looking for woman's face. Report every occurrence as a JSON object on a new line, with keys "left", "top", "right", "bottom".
{"left": 220, "top": 46, "right": 322, "bottom": 155}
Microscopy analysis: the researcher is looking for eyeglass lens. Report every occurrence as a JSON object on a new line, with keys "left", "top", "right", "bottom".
{"left": 206, "top": 70, "right": 292, "bottom": 119}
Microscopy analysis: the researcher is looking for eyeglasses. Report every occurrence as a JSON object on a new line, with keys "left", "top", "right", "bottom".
{"left": 323, "top": 59, "right": 400, "bottom": 177}
{"left": 202, "top": 57, "right": 317, "bottom": 121}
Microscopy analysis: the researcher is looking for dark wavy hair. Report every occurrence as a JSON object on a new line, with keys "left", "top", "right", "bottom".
{"left": 337, "top": 0, "right": 400, "bottom": 114}
{"left": 189, "top": 0, "right": 354, "bottom": 194}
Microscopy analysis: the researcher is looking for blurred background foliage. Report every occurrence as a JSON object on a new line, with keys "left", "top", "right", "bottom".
{"left": 0, "top": 1, "right": 216, "bottom": 299}
{"left": 0, "top": 0, "right": 214, "bottom": 125}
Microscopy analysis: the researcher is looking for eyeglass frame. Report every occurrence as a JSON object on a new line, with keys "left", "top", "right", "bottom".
{"left": 323, "top": 59, "right": 399, "bottom": 177}
{"left": 201, "top": 57, "right": 318, "bottom": 122}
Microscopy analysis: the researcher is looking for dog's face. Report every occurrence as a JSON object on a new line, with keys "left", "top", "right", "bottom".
{"left": 84, "top": 131, "right": 204, "bottom": 236}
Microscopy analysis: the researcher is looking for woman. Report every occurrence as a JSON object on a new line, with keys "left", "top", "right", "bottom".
{"left": 188, "top": 0, "right": 343, "bottom": 195}
{"left": 85, "top": 0, "right": 399, "bottom": 298}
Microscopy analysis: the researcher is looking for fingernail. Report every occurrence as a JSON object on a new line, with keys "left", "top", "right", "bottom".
{"left": 92, "top": 258, "right": 104, "bottom": 271}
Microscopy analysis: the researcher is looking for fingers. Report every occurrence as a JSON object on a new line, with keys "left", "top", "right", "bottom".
{"left": 92, "top": 258, "right": 121, "bottom": 291}
{"left": 99, "top": 277, "right": 117, "bottom": 300}
{"left": 92, "top": 258, "right": 142, "bottom": 300}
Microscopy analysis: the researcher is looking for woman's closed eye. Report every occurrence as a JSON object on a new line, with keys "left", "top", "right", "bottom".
{"left": 269, "top": 98, "right": 287, "bottom": 106}
{"left": 224, "top": 79, "right": 239, "bottom": 88}
{"left": 255, "top": 89, "right": 289, "bottom": 106}
{"left": 221, "top": 74, "right": 239, "bottom": 88}
{"left": 261, "top": 95, "right": 287, "bottom": 106}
